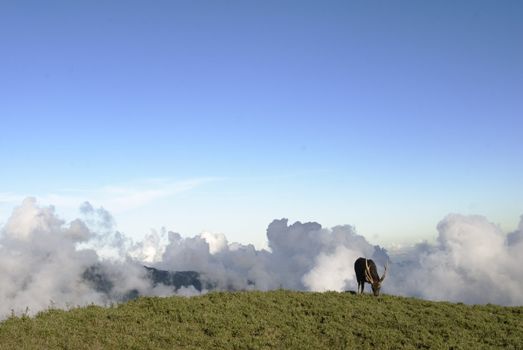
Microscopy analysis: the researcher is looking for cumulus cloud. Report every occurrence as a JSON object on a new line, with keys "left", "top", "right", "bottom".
{"left": 302, "top": 246, "right": 360, "bottom": 292}
{"left": 0, "top": 199, "right": 188, "bottom": 318}
{"left": 0, "top": 198, "right": 522, "bottom": 320}
{"left": 127, "top": 229, "right": 168, "bottom": 264}
{"left": 387, "top": 214, "right": 523, "bottom": 305}
{"left": 0, "top": 198, "right": 102, "bottom": 316}
{"left": 151, "top": 219, "right": 386, "bottom": 293}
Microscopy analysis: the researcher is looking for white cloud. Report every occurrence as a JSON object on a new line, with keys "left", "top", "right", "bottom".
{"left": 0, "top": 177, "right": 216, "bottom": 215}
{"left": 302, "top": 246, "right": 361, "bottom": 292}
{"left": 387, "top": 214, "right": 523, "bottom": 305}
{"left": 1, "top": 198, "right": 522, "bottom": 321}
{"left": 0, "top": 192, "right": 25, "bottom": 204}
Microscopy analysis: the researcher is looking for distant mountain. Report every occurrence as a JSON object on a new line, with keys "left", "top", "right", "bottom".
{"left": 82, "top": 265, "right": 206, "bottom": 300}
{"left": 143, "top": 266, "right": 203, "bottom": 291}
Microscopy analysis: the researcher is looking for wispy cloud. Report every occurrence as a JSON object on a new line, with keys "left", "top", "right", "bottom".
{"left": 0, "top": 177, "right": 217, "bottom": 214}
{"left": 0, "top": 192, "right": 26, "bottom": 204}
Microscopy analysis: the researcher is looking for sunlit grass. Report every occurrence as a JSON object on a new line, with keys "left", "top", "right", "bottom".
{"left": 1, "top": 290, "right": 521, "bottom": 349}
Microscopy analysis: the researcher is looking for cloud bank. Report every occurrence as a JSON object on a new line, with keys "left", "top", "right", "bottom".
{"left": 0, "top": 198, "right": 522, "bottom": 319}
{"left": 386, "top": 214, "right": 523, "bottom": 305}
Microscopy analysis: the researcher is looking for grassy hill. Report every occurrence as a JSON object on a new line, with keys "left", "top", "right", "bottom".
{"left": 0, "top": 290, "right": 521, "bottom": 349}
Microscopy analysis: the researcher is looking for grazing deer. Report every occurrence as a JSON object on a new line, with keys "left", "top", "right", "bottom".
{"left": 354, "top": 257, "right": 387, "bottom": 296}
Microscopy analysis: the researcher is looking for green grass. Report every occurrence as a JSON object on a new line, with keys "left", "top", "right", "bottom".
{"left": 1, "top": 291, "right": 521, "bottom": 349}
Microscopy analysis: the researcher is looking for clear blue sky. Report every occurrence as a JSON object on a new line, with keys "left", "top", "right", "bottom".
{"left": 1, "top": 0, "right": 522, "bottom": 248}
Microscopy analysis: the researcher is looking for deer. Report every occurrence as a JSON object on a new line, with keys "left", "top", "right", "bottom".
{"left": 354, "top": 257, "right": 387, "bottom": 296}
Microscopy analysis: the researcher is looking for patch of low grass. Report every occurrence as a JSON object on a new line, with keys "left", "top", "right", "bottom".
{"left": 0, "top": 290, "right": 521, "bottom": 349}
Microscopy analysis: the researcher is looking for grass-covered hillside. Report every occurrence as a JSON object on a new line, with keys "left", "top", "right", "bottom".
{"left": 0, "top": 290, "right": 521, "bottom": 349}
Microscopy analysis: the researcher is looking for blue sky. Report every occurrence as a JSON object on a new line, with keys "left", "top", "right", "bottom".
{"left": 1, "top": 0, "right": 522, "bottom": 248}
